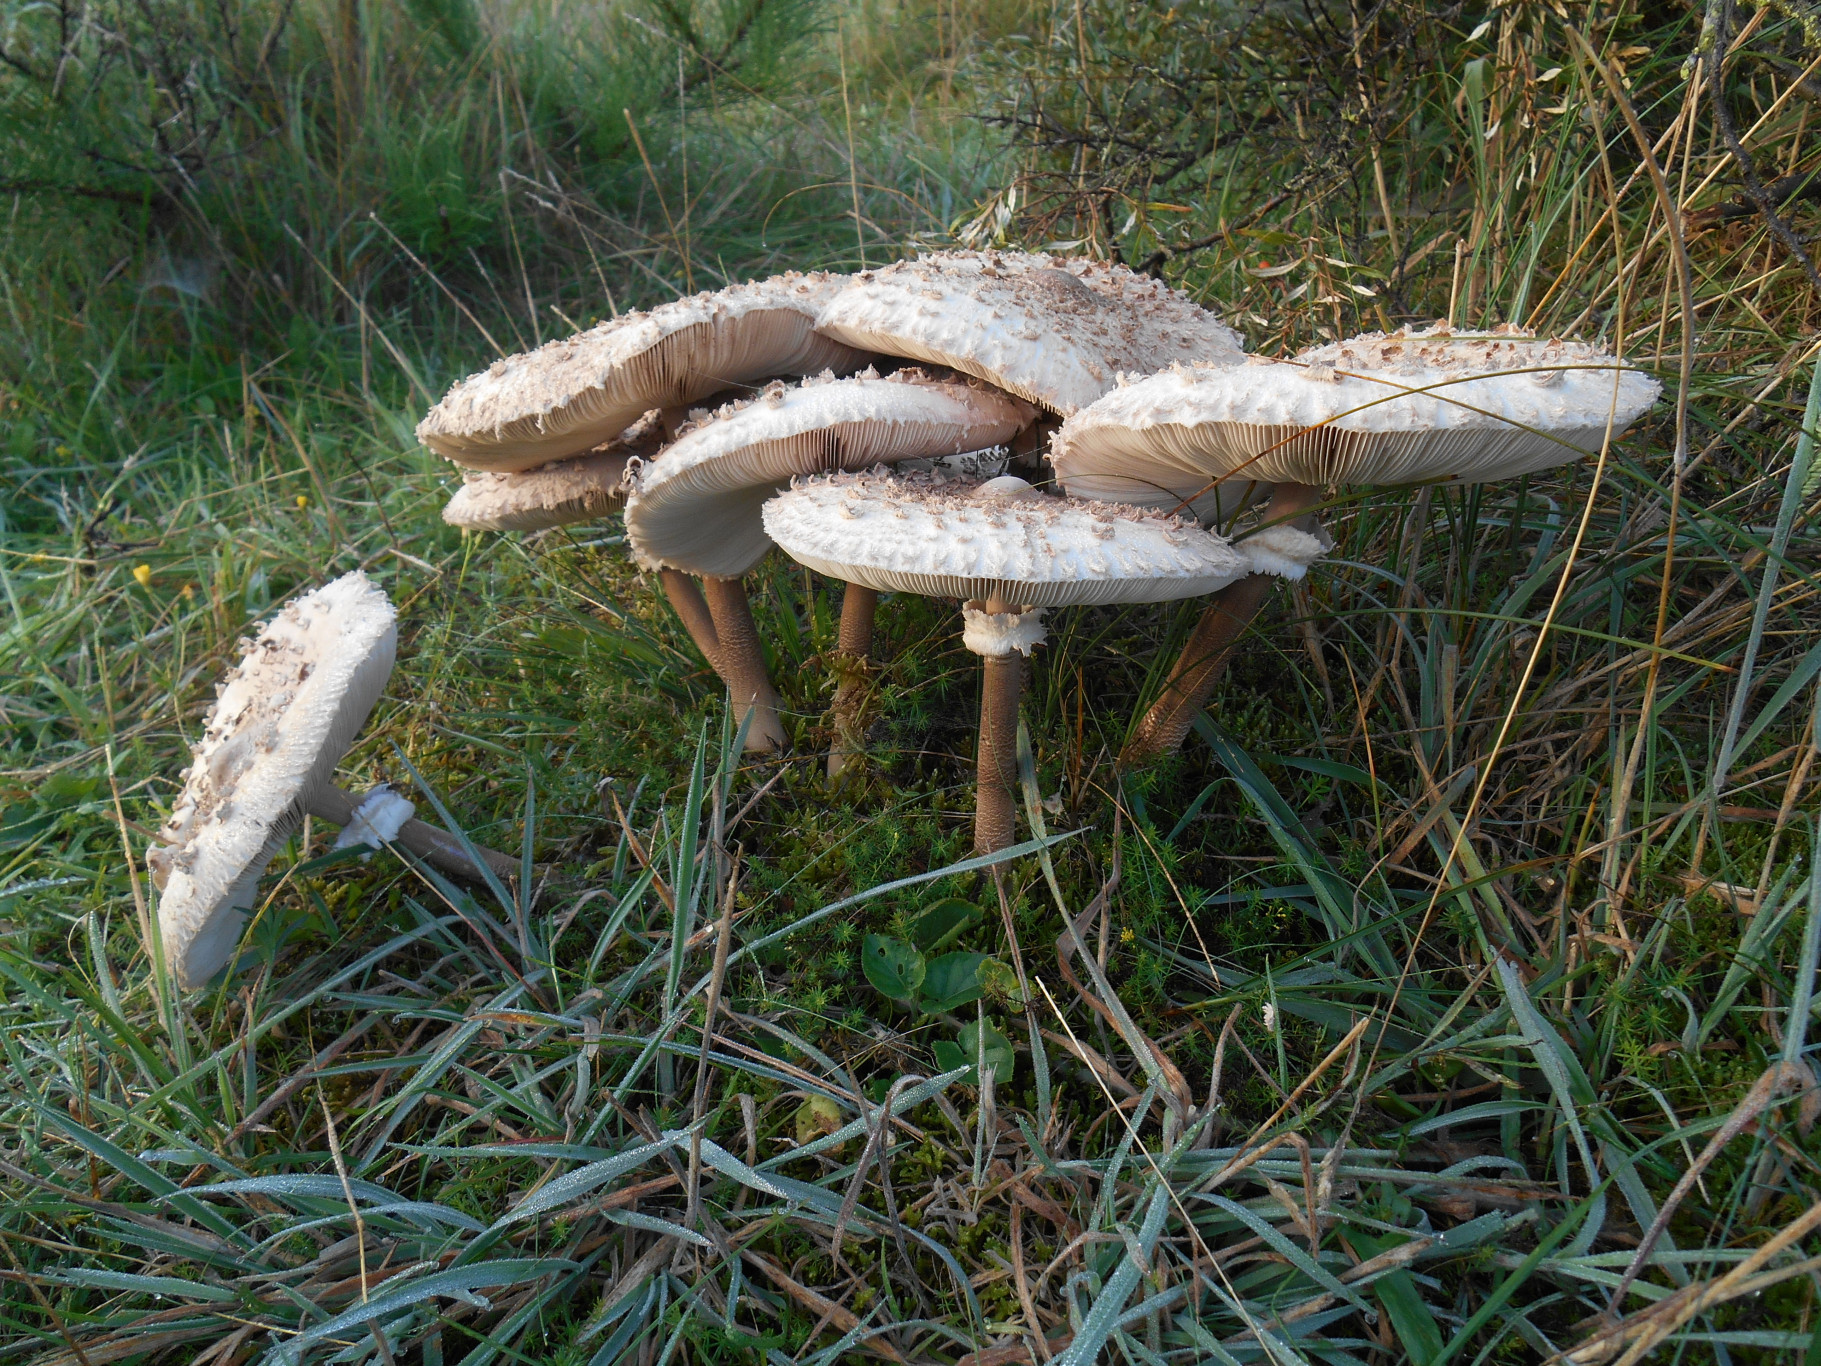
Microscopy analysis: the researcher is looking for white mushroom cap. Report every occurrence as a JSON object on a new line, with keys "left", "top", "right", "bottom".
{"left": 418, "top": 272, "right": 871, "bottom": 472}
{"left": 146, "top": 571, "right": 397, "bottom": 988}
{"left": 815, "top": 250, "right": 1244, "bottom": 417}
{"left": 760, "top": 469, "right": 1251, "bottom": 608}
{"left": 624, "top": 370, "right": 1034, "bottom": 578}
{"left": 442, "top": 413, "right": 664, "bottom": 532}
{"left": 1053, "top": 324, "right": 1661, "bottom": 490}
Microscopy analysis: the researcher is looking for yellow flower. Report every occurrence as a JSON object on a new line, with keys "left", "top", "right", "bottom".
{"left": 181, "top": 583, "right": 195, "bottom": 601}
{"left": 296, "top": 494, "right": 309, "bottom": 509}
{"left": 1120, "top": 925, "right": 1135, "bottom": 945}
{"left": 132, "top": 564, "right": 152, "bottom": 588}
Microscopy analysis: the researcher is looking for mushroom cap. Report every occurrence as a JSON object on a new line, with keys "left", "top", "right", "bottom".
{"left": 442, "top": 414, "right": 663, "bottom": 532}
{"left": 147, "top": 571, "right": 397, "bottom": 988}
{"left": 814, "top": 250, "right": 1244, "bottom": 417}
{"left": 418, "top": 272, "right": 871, "bottom": 472}
{"left": 760, "top": 469, "right": 1251, "bottom": 608}
{"left": 624, "top": 369, "right": 1034, "bottom": 578}
{"left": 1052, "top": 324, "right": 1662, "bottom": 490}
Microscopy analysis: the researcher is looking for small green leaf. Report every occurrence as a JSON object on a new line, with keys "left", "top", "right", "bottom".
{"left": 862, "top": 934, "right": 925, "bottom": 1004}
{"left": 933, "top": 1021, "right": 1015, "bottom": 1081}
{"left": 794, "top": 1095, "right": 844, "bottom": 1147}
{"left": 910, "top": 898, "right": 979, "bottom": 952}
{"left": 977, "top": 957, "right": 1026, "bottom": 1007}
{"left": 1276, "top": 755, "right": 1381, "bottom": 788}
{"left": 961, "top": 1020, "right": 1014, "bottom": 1074}
{"left": 919, "top": 951, "right": 989, "bottom": 1013}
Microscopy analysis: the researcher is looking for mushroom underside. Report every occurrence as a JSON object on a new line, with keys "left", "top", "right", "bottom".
{"left": 1049, "top": 468, "right": 1269, "bottom": 525}
{"left": 443, "top": 451, "right": 632, "bottom": 531}
{"left": 427, "top": 315, "right": 869, "bottom": 471}
{"left": 1065, "top": 420, "right": 1617, "bottom": 488}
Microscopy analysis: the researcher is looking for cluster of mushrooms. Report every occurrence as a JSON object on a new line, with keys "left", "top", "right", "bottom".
{"left": 146, "top": 250, "right": 1659, "bottom": 989}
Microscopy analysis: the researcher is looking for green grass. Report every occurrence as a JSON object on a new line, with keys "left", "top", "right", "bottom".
{"left": 2, "top": 0, "right": 1820, "bottom": 1361}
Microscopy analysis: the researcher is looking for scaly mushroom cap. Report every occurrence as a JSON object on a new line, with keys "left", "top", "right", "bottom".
{"left": 624, "top": 369, "right": 1034, "bottom": 579}
{"left": 442, "top": 414, "right": 663, "bottom": 532}
{"left": 814, "top": 250, "right": 1244, "bottom": 417}
{"left": 418, "top": 273, "right": 871, "bottom": 472}
{"left": 147, "top": 571, "right": 396, "bottom": 988}
{"left": 761, "top": 470, "right": 1251, "bottom": 609}
{"left": 1052, "top": 324, "right": 1662, "bottom": 490}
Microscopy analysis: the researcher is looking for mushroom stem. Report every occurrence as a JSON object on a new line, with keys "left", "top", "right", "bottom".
{"left": 977, "top": 653, "right": 1024, "bottom": 854}
{"left": 700, "top": 575, "right": 787, "bottom": 753}
{"left": 660, "top": 568, "right": 724, "bottom": 675}
{"left": 972, "top": 596, "right": 1033, "bottom": 855}
{"left": 827, "top": 583, "right": 878, "bottom": 785}
{"left": 1121, "top": 482, "right": 1324, "bottom": 767}
{"left": 303, "top": 785, "right": 520, "bottom": 882}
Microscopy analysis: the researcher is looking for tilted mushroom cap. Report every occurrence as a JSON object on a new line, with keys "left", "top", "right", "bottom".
{"left": 146, "top": 571, "right": 396, "bottom": 988}
{"left": 418, "top": 273, "right": 871, "bottom": 472}
{"left": 442, "top": 414, "right": 663, "bottom": 532}
{"left": 761, "top": 469, "right": 1251, "bottom": 608}
{"left": 444, "top": 451, "right": 630, "bottom": 532}
{"left": 815, "top": 250, "right": 1244, "bottom": 417}
{"left": 624, "top": 369, "right": 1034, "bottom": 579}
{"left": 1052, "top": 324, "right": 1662, "bottom": 490}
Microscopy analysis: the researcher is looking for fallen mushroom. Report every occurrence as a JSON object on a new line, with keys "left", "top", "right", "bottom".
{"left": 146, "top": 571, "right": 519, "bottom": 988}
{"left": 625, "top": 370, "right": 1034, "bottom": 762}
{"left": 815, "top": 250, "right": 1246, "bottom": 419}
{"left": 1053, "top": 323, "right": 1662, "bottom": 764}
{"left": 762, "top": 470, "right": 1250, "bottom": 851}
{"left": 417, "top": 272, "right": 870, "bottom": 472}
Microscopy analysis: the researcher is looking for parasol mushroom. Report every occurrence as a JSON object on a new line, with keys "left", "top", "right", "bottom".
{"left": 762, "top": 470, "right": 1250, "bottom": 851}
{"left": 146, "top": 571, "right": 518, "bottom": 988}
{"left": 1052, "top": 324, "right": 1662, "bottom": 764}
{"left": 440, "top": 415, "right": 660, "bottom": 533}
{"left": 625, "top": 370, "right": 1034, "bottom": 762}
{"left": 815, "top": 250, "right": 1246, "bottom": 419}
{"left": 417, "top": 273, "right": 870, "bottom": 472}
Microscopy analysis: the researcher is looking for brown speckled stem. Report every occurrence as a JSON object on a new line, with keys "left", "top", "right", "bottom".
{"left": 659, "top": 568, "right": 723, "bottom": 675}
{"left": 974, "top": 596, "right": 1026, "bottom": 855}
{"left": 701, "top": 575, "right": 787, "bottom": 753}
{"left": 1120, "top": 482, "right": 1324, "bottom": 768}
{"left": 826, "top": 583, "right": 878, "bottom": 785}
{"left": 305, "top": 785, "right": 519, "bottom": 882}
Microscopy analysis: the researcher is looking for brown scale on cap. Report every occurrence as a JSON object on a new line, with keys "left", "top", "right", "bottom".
{"left": 1305, "top": 323, "right": 1615, "bottom": 384}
